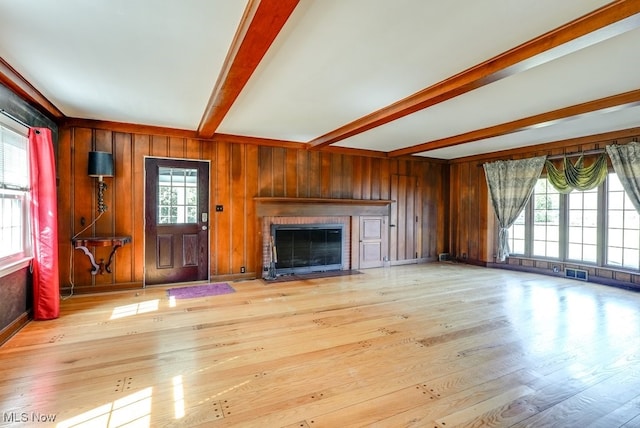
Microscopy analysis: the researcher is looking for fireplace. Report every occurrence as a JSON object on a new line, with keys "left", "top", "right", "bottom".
{"left": 272, "top": 224, "right": 343, "bottom": 275}
{"left": 257, "top": 198, "right": 392, "bottom": 279}
{"left": 261, "top": 215, "right": 351, "bottom": 278}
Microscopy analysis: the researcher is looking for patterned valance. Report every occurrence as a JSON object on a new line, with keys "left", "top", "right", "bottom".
{"left": 545, "top": 154, "right": 608, "bottom": 194}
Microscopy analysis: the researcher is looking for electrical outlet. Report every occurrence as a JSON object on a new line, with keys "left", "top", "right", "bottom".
{"left": 215, "top": 205, "right": 223, "bottom": 212}
{"left": 240, "top": 266, "right": 245, "bottom": 273}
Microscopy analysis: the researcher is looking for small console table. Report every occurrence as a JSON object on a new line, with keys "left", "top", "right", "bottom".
{"left": 72, "top": 236, "right": 132, "bottom": 275}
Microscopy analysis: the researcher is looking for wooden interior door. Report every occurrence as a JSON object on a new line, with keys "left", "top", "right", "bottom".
{"left": 145, "top": 158, "right": 209, "bottom": 286}
{"left": 359, "top": 216, "right": 387, "bottom": 269}
{"left": 390, "top": 175, "right": 421, "bottom": 262}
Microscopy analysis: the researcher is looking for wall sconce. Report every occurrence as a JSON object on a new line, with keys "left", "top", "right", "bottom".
{"left": 88, "top": 151, "right": 114, "bottom": 213}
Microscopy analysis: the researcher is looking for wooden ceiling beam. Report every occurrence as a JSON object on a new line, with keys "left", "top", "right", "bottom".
{"left": 197, "top": 0, "right": 300, "bottom": 138}
{"left": 307, "top": 0, "right": 640, "bottom": 150}
{"left": 0, "top": 57, "right": 64, "bottom": 119}
{"left": 389, "top": 89, "right": 640, "bottom": 157}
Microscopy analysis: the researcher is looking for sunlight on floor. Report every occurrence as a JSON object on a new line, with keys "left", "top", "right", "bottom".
{"left": 56, "top": 387, "right": 152, "bottom": 428}
{"left": 110, "top": 300, "right": 160, "bottom": 320}
{"left": 173, "top": 375, "right": 185, "bottom": 419}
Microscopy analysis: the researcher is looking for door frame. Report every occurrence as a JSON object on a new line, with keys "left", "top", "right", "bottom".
{"left": 143, "top": 156, "right": 211, "bottom": 287}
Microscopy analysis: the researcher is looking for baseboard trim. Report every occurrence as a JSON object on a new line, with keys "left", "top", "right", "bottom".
{"left": 0, "top": 311, "right": 30, "bottom": 346}
{"left": 489, "top": 262, "right": 640, "bottom": 292}
{"left": 61, "top": 282, "right": 143, "bottom": 295}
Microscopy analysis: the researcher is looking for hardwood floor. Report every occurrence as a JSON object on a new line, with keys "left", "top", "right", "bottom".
{"left": 2, "top": 263, "right": 640, "bottom": 427}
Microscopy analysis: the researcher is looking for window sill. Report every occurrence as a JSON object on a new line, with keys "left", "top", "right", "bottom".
{"left": 0, "top": 257, "right": 32, "bottom": 279}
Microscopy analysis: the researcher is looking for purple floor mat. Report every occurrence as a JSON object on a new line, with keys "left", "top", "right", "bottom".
{"left": 167, "top": 283, "right": 235, "bottom": 299}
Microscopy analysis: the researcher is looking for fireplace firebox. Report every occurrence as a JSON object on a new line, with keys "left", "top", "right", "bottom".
{"left": 271, "top": 224, "right": 344, "bottom": 275}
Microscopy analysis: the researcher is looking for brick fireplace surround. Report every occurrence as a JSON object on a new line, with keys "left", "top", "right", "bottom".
{"left": 261, "top": 216, "right": 351, "bottom": 277}
{"left": 255, "top": 197, "right": 392, "bottom": 278}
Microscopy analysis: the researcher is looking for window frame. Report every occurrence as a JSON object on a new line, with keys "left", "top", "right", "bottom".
{"left": 0, "top": 115, "right": 32, "bottom": 278}
{"left": 605, "top": 172, "right": 640, "bottom": 270}
{"left": 506, "top": 170, "right": 640, "bottom": 273}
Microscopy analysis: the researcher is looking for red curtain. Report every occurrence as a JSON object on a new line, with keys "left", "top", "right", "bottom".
{"left": 29, "top": 128, "right": 60, "bottom": 320}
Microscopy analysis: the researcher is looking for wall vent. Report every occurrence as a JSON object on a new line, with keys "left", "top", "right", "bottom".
{"left": 565, "top": 268, "right": 588, "bottom": 281}
{"left": 438, "top": 253, "right": 450, "bottom": 262}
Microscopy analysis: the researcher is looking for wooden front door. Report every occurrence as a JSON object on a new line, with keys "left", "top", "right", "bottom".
{"left": 145, "top": 158, "right": 209, "bottom": 285}
{"left": 359, "top": 216, "right": 387, "bottom": 269}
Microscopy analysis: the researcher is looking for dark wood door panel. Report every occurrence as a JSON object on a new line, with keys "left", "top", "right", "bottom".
{"left": 145, "top": 158, "right": 209, "bottom": 285}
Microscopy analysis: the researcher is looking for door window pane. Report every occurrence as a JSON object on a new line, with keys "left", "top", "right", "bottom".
{"left": 158, "top": 167, "right": 198, "bottom": 224}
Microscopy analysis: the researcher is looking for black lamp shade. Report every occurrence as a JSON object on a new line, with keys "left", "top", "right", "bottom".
{"left": 88, "top": 151, "right": 114, "bottom": 177}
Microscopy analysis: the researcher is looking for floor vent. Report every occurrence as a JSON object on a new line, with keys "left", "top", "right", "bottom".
{"left": 565, "top": 268, "right": 588, "bottom": 281}
{"left": 438, "top": 253, "right": 450, "bottom": 262}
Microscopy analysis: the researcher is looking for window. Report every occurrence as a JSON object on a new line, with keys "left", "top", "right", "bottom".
{"left": 567, "top": 187, "right": 599, "bottom": 263}
{"left": 505, "top": 171, "right": 640, "bottom": 272}
{"left": 607, "top": 173, "right": 639, "bottom": 269}
{"left": 532, "top": 179, "right": 560, "bottom": 258}
{"left": 0, "top": 118, "right": 31, "bottom": 273}
{"left": 508, "top": 209, "right": 526, "bottom": 255}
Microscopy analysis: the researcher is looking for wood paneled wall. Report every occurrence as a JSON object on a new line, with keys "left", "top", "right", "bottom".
{"left": 57, "top": 125, "right": 448, "bottom": 291}
{"left": 448, "top": 128, "right": 640, "bottom": 265}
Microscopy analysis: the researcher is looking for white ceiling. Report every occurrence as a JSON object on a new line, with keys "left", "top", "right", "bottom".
{"left": 1, "top": 0, "right": 639, "bottom": 160}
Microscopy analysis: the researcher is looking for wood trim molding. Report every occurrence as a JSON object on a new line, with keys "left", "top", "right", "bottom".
{"left": 390, "top": 89, "right": 640, "bottom": 157}
{"left": 197, "top": 0, "right": 300, "bottom": 137}
{"left": 0, "top": 58, "right": 64, "bottom": 119}
{"left": 213, "top": 133, "right": 305, "bottom": 149}
{"left": 61, "top": 118, "right": 416, "bottom": 159}
{"left": 307, "top": 1, "right": 640, "bottom": 150}
{"left": 61, "top": 117, "right": 201, "bottom": 138}
{"left": 255, "top": 197, "right": 393, "bottom": 205}
{"left": 0, "top": 311, "right": 30, "bottom": 346}
{"left": 255, "top": 197, "right": 393, "bottom": 217}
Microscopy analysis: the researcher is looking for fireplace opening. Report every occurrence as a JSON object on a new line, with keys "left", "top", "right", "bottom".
{"left": 272, "top": 224, "right": 344, "bottom": 275}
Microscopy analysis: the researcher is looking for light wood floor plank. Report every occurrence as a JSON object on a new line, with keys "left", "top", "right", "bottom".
{"left": 1, "top": 263, "right": 640, "bottom": 427}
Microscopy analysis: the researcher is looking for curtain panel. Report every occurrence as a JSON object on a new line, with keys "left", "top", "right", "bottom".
{"left": 607, "top": 142, "right": 640, "bottom": 214}
{"left": 29, "top": 128, "right": 60, "bottom": 320}
{"left": 545, "top": 154, "right": 608, "bottom": 193}
{"left": 483, "top": 156, "right": 546, "bottom": 261}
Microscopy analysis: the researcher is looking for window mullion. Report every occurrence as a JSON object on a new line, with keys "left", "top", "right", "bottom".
{"left": 559, "top": 192, "right": 568, "bottom": 262}
{"left": 597, "top": 180, "right": 606, "bottom": 267}
{"left": 525, "top": 192, "right": 534, "bottom": 257}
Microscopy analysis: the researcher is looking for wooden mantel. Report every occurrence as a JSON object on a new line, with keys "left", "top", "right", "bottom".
{"left": 255, "top": 197, "right": 393, "bottom": 216}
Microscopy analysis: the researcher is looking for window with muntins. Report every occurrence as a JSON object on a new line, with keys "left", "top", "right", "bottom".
{"left": 607, "top": 172, "right": 640, "bottom": 270}
{"left": 0, "top": 119, "right": 30, "bottom": 271}
{"left": 507, "top": 172, "right": 640, "bottom": 272}
{"left": 532, "top": 179, "right": 560, "bottom": 259}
